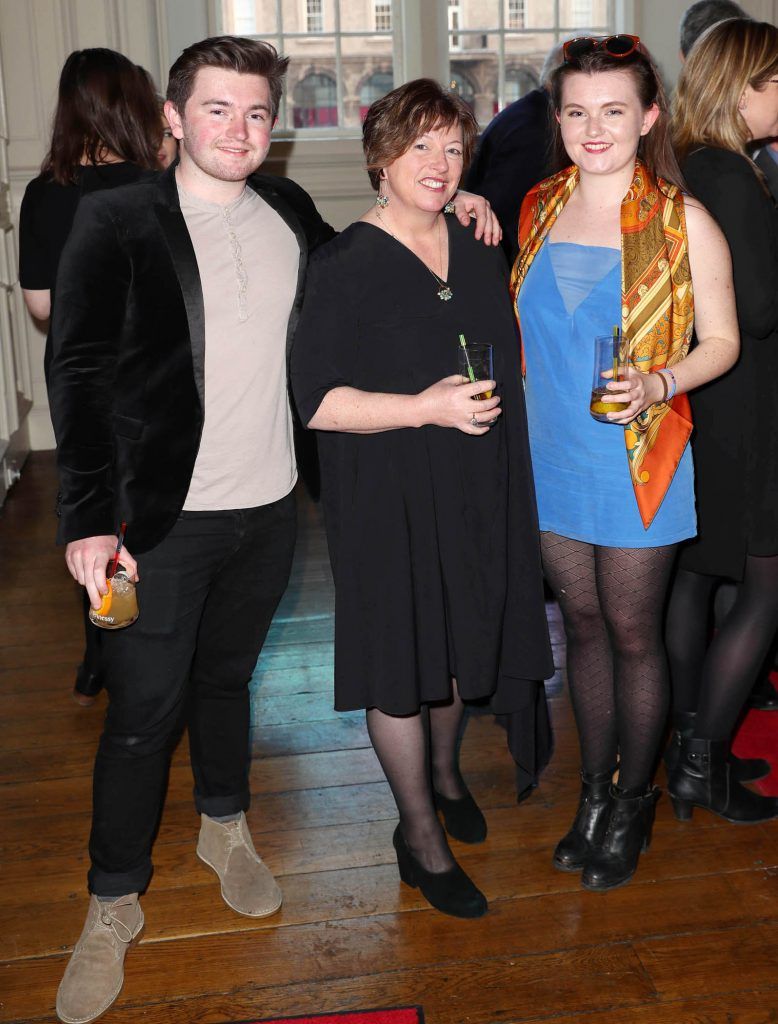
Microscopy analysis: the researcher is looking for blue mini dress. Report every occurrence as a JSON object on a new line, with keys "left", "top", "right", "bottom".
{"left": 517, "top": 240, "right": 696, "bottom": 548}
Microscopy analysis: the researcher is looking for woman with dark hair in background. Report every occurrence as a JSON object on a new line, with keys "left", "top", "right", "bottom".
{"left": 19, "top": 48, "right": 161, "bottom": 704}
{"left": 292, "top": 78, "right": 552, "bottom": 919}
{"left": 666, "top": 18, "right": 778, "bottom": 824}
{"left": 511, "top": 36, "right": 739, "bottom": 890}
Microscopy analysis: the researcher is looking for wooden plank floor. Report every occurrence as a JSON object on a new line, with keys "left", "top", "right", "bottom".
{"left": 2, "top": 452, "right": 778, "bottom": 1024}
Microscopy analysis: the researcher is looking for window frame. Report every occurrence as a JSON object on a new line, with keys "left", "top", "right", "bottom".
{"left": 214, "top": 0, "right": 403, "bottom": 138}
{"left": 212, "top": 0, "right": 631, "bottom": 140}
{"left": 447, "top": 0, "right": 617, "bottom": 119}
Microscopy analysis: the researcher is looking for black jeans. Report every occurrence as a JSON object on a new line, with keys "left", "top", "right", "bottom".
{"left": 88, "top": 491, "right": 297, "bottom": 896}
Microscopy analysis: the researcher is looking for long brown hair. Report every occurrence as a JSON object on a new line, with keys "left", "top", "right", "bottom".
{"left": 673, "top": 18, "right": 778, "bottom": 165}
{"left": 41, "top": 48, "right": 161, "bottom": 185}
{"left": 548, "top": 45, "right": 686, "bottom": 190}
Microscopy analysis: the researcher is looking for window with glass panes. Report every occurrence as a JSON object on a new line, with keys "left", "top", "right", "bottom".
{"left": 374, "top": 1, "right": 391, "bottom": 32}
{"left": 508, "top": 0, "right": 526, "bottom": 30}
{"left": 305, "top": 0, "right": 323, "bottom": 33}
{"left": 448, "top": 0, "right": 614, "bottom": 125}
{"left": 218, "top": 0, "right": 398, "bottom": 133}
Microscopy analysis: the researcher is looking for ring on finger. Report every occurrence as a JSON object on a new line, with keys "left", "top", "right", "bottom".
{"left": 471, "top": 414, "right": 479, "bottom": 427}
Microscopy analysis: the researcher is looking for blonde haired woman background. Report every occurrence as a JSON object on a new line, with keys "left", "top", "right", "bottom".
{"left": 666, "top": 18, "right": 778, "bottom": 824}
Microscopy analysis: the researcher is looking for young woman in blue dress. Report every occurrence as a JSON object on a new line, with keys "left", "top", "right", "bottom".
{"left": 511, "top": 37, "right": 739, "bottom": 890}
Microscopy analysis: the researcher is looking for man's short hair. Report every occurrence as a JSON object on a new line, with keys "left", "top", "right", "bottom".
{"left": 166, "top": 36, "right": 289, "bottom": 119}
{"left": 679, "top": 0, "right": 748, "bottom": 56}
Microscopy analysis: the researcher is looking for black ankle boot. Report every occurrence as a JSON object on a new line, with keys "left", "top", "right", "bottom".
{"left": 665, "top": 711, "right": 769, "bottom": 783}
{"left": 553, "top": 769, "right": 613, "bottom": 872}
{"left": 392, "top": 825, "right": 487, "bottom": 919}
{"left": 669, "top": 737, "right": 778, "bottom": 823}
{"left": 581, "top": 785, "right": 660, "bottom": 892}
{"left": 433, "top": 788, "right": 487, "bottom": 844}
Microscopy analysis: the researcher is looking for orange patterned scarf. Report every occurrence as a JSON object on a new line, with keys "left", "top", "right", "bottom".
{"left": 510, "top": 160, "right": 694, "bottom": 530}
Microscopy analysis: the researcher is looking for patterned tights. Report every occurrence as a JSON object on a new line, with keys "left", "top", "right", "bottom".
{"left": 541, "top": 532, "right": 676, "bottom": 792}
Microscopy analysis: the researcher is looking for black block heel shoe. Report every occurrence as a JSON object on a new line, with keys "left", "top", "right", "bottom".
{"left": 433, "top": 788, "right": 487, "bottom": 844}
{"left": 669, "top": 737, "right": 778, "bottom": 823}
{"left": 392, "top": 825, "right": 487, "bottom": 919}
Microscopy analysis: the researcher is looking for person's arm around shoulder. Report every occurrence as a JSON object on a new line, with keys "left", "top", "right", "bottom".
{"left": 605, "top": 198, "right": 739, "bottom": 423}
{"left": 48, "top": 193, "right": 138, "bottom": 607}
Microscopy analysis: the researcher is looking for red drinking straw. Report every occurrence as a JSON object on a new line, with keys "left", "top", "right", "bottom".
{"left": 107, "top": 521, "right": 127, "bottom": 580}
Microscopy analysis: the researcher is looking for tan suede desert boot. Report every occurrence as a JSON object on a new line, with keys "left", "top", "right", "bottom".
{"left": 196, "top": 812, "right": 282, "bottom": 917}
{"left": 56, "top": 893, "right": 143, "bottom": 1024}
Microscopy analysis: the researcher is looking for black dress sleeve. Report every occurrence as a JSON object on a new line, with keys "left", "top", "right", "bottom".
{"left": 291, "top": 239, "right": 359, "bottom": 427}
{"left": 684, "top": 148, "right": 778, "bottom": 340}
{"left": 18, "top": 180, "right": 51, "bottom": 290}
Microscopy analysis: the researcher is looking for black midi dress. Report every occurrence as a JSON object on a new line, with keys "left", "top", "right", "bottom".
{"left": 291, "top": 216, "right": 553, "bottom": 717}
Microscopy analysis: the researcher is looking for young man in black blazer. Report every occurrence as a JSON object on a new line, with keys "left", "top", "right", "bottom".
{"left": 49, "top": 35, "right": 499, "bottom": 1024}
{"left": 49, "top": 37, "right": 337, "bottom": 1024}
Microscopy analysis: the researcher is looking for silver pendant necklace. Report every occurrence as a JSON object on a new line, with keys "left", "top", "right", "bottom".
{"left": 376, "top": 208, "right": 453, "bottom": 301}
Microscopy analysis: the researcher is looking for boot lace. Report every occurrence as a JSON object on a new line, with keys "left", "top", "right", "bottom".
{"left": 99, "top": 898, "right": 139, "bottom": 944}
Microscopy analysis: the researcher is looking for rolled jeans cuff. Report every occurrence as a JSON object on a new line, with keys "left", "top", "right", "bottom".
{"left": 88, "top": 859, "right": 152, "bottom": 898}
{"left": 194, "top": 787, "right": 250, "bottom": 818}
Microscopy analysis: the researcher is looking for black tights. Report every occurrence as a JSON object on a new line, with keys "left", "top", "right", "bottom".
{"left": 367, "top": 681, "right": 467, "bottom": 874}
{"left": 666, "top": 554, "right": 778, "bottom": 739}
{"left": 540, "top": 533, "right": 676, "bottom": 792}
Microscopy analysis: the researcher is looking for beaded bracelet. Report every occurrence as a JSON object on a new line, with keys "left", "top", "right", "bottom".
{"left": 660, "top": 367, "right": 677, "bottom": 401}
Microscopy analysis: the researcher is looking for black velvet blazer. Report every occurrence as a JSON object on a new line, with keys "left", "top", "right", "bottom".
{"left": 48, "top": 163, "right": 336, "bottom": 554}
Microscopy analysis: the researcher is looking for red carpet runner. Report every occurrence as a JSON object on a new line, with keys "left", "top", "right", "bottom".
{"left": 241, "top": 1008, "right": 424, "bottom": 1024}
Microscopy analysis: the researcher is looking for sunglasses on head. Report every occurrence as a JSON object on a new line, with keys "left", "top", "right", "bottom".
{"left": 563, "top": 34, "right": 642, "bottom": 63}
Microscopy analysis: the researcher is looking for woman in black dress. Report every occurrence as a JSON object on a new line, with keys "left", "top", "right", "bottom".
{"left": 292, "top": 80, "right": 552, "bottom": 918}
{"left": 666, "top": 18, "right": 778, "bottom": 822}
{"left": 19, "top": 49, "right": 161, "bottom": 703}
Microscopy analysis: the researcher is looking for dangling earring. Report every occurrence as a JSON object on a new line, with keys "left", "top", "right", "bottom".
{"left": 376, "top": 170, "right": 389, "bottom": 208}
{"left": 443, "top": 200, "right": 456, "bottom": 214}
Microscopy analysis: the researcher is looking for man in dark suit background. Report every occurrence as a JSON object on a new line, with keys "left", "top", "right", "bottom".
{"left": 48, "top": 36, "right": 337, "bottom": 1024}
{"left": 679, "top": 0, "right": 747, "bottom": 58}
{"left": 464, "top": 44, "right": 561, "bottom": 264}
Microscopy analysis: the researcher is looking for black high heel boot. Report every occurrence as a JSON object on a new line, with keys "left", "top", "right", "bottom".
{"left": 581, "top": 785, "right": 660, "bottom": 892}
{"left": 664, "top": 711, "right": 769, "bottom": 783}
{"left": 392, "top": 825, "right": 487, "bottom": 919}
{"left": 433, "top": 788, "right": 487, "bottom": 844}
{"left": 553, "top": 768, "right": 613, "bottom": 872}
{"left": 669, "top": 737, "right": 778, "bottom": 823}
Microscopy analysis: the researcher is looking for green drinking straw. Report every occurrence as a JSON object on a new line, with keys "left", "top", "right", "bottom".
{"left": 459, "top": 334, "right": 476, "bottom": 384}
{"left": 612, "top": 324, "right": 620, "bottom": 382}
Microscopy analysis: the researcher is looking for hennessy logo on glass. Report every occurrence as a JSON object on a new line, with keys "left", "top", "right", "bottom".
{"left": 88, "top": 521, "right": 139, "bottom": 630}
